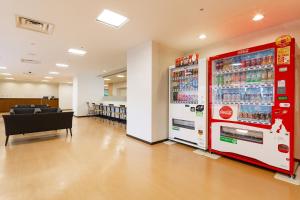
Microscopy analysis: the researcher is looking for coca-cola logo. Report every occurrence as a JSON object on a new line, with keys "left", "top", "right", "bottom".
{"left": 219, "top": 106, "right": 233, "bottom": 119}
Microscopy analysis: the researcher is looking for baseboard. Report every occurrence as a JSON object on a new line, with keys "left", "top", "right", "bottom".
{"left": 126, "top": 134, "right": 168, "bottom": 145}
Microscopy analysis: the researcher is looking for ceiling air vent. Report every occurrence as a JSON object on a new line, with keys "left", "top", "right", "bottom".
{"left": 21, "top": 58, "right": 40, "bottom": 64}
{"left": 16, "top": 15, "right": 54, "bottom": 34}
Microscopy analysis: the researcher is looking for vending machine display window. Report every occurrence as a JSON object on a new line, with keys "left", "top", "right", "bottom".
{"left": 170, "top": 65, "right": 199, "bottom": 104}
{"left": 212, "top": 49, "right": 275, "bottom": 125}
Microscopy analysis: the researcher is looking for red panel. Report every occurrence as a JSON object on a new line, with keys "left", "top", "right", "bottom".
{"left": 208, "top": 39, "right": 295, "bottom": 176}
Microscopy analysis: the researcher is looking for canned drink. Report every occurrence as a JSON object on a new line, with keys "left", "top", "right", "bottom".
{"left": 246, "top": 59, "right": 251, "bottom": 68}
{"left": 268, "top": 55, "right": 274, "bottom": 64}
{"left": 257, "top": 57, "right": 263, "bottom": 65}
{"left": 251, "top": 58, "right": 257, "bottom": 66}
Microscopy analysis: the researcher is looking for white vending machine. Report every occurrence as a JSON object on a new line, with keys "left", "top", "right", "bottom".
{"left": 169, "top": 54, "right": 207, "bottom": 150}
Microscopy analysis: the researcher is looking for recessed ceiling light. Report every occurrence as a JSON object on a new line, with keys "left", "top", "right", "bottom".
{"left": 104, "top": 78, "right": 111, "bottom": 81}
{"left": 199, "top": 34, "right": 207, "bottom": 40}
{"left": 96, "top": 9, "right": 129, "bottom": 29}
{"left": 1, "top": 73, "right": 12, "bottom": 76}
{"left": 253, "top": 14, "right": 264, "bottom": 21}
{"left": 0, "top": 66, "right": 7, "bottom": 70}
{"left": 56, "top": 63, "right": 69, "bottom": 68}
{"left": 42, "top": 80, "right": 49, "bottom": 82}
{"left": 44, "top": 76, "right": 53, "bottom": 79}
{"left": 49, "top": 71, "right": 59, "bottom": 75}
{"left": 68, "top": 48, "right": 87, "bottom": 56}
{"left": 5, "top": 77, "right": 14, "bottom": 80}
{"left": 103, "top": 70, "right": 107, "bottom": 73}
{"left": 116, "top": 75, "right": 125, "bottom": 78}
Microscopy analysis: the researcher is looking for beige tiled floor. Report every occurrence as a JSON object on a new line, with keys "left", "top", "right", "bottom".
{"left": 0, "top": 117, "right": 299, "bottom": 200}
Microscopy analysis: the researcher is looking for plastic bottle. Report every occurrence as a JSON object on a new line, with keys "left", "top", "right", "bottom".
{"left": 251, "top": 70, "right": 257, "bottom": 82}
{"left": 220, "top": 74, "right": 224, "bottom": 86}
{"left": 246, "top": 71, "right": 251, "bottom": 82}
{"left": 256, "top": 70, "right": 262, "bottom": 82}
{"left": 267, "top": 69, "right": 273, "bottom": 81}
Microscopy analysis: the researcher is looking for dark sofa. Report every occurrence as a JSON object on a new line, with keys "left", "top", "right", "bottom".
{"left": 2, "top": 112, "right": 74, "bottom": 146}
{"left": 10, "top": 107, "right": 61, "bottom": 114}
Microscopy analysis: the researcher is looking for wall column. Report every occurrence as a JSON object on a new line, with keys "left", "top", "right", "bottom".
{"left": 72, "top": 73, "right": 104, "bottom": 116}
{"left": 126, "top": 41, "right": 182, "bottom": 143}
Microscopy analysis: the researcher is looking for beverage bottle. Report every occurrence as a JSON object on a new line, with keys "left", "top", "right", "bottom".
{"left": 257, "top": 54, "right": 263, "bottom": 66}
{"left": 267, "top": 69, "right": 273, "bottom": 81}
{"left": 220, "top": 74, "right": 224, "bottom": 86}
{"left": 246, "top": 71, "right": 251, "bottom": 82}
{"left": 263, "top": 55, "right": 268, "bottom": 65}
{"left": 241, "top": 56, "right": 246, "bottom": 68}
{"left": 233, "top": 91, "right": 238, "bottom": 102}
{"left": 224, "top": 74, "right": 227, "bottom": 85}
{"left": 269, "top": 55, "right": 274, "bottom": 65}
{"left": 215, "top": 90, "right": 218, "bottom": 102}
{"left": 256, "top": 70, "right": 262, "bottom": 82}
{"left": 237, "top": 89, "right": 241, "bottom": 102}
{"left": 244, "top": 106, "right": 248, "bottom": 119}
{"left": 225, "top": 90, "right": 229, "bottom": 102}
{"left": 246, "top": 56, "right": 251, "bottom": 68}
{"left": 215, "top": 75, "right": 219, "bottom": 86}
{"left": 228, "top": 58, "right": 233, "bottom": 71}
{"left": 251, "top": 55, "right": 256, "bottom": 67}
{"left": 236, "top": 56, "right": 242, "bottom": 70}
{"left": 270, "top": 87, "right": 273, "bottom": 102}
{"left": 230, "top": 74, "right": 233, "bottom": 85}
{"left": 261, "top": 69, "right": 267, "bottom": 82}
{"left": 251, "top": 70, "right": 257, "bottom": 82}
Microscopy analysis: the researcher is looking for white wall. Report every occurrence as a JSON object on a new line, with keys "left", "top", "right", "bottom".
{"left": 73, "top": 73, "right": 104, "bottom": 116}
{"left": 127, "top": 41, "right": 183, "bottom": 143}
{"left": 127, "top": 41, "right": 153, "bottom": 142}
{"left": 0, "top": 80, "right": 58, "bottom": 98}
{"left": 190, "top": 19, "right": 300, "bottom": 58}
{"left": 152, "top": 42, "right": 183, "bottom": 142}
{"left": 58, "top": 83, "right": 73, "bottom": 110}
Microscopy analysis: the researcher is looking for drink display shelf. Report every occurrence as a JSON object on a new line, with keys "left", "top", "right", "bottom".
{"left": 215, "top": 64, "right": 274, "bottom": 75}
{"left": 171, "top": 75, "right": 198, "bottom": 81}
{"left": 171, "top": 101, "right": 199, "bottom": 104}
{"left": 213, "top": 82, "right": 274, "bottom": 89}
{"left": 238, "top": 119, "right": 271, "bottom": 125}
{"left": 172, "top": 89, "right": 198, "bottom": 92}
{"left": 213, "top": 101, "right": 274, "bottom": 106}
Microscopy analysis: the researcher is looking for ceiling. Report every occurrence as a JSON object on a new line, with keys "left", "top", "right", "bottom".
{"left": 0, "top": 0, "right": 300, "bottom": 83}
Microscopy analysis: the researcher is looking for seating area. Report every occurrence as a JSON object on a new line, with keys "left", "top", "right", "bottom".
{"left": 2, "top": 104, "right": 73, "bottom": 145}
{"left": 87, "top": 102, "right": 127, "bottom": 125}
{"left": 10, "top": 105, "right": 62, "bottom": 115}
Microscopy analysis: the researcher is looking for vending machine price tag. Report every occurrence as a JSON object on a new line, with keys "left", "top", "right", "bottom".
{"left": 279, "top": 67, "right": 288, "bottom": 72}
{"left": 278, "top": 96, "right": 288, "bottom": 101}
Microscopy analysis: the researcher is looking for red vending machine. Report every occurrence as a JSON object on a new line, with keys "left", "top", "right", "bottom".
{"left": 208, "top": 36, "right": 297, "bottom": 176}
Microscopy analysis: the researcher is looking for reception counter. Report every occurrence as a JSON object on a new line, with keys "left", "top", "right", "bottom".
{"left": 0, "top": 98, "right": 59, "bottom": 113}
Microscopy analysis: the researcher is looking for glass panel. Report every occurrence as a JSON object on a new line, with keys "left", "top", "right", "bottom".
{"left": 221, "top": 126, "right": 263, "bottom": 144}
{"left": 170, "top": 65, "right": 198, "bottom": 104}
{"left": 212, "top": 49, "right": 275, "bottom": 125}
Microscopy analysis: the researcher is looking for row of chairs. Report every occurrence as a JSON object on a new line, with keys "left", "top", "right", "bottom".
{"left": 86, "top": 102, "right": 127, "bottom": 125}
